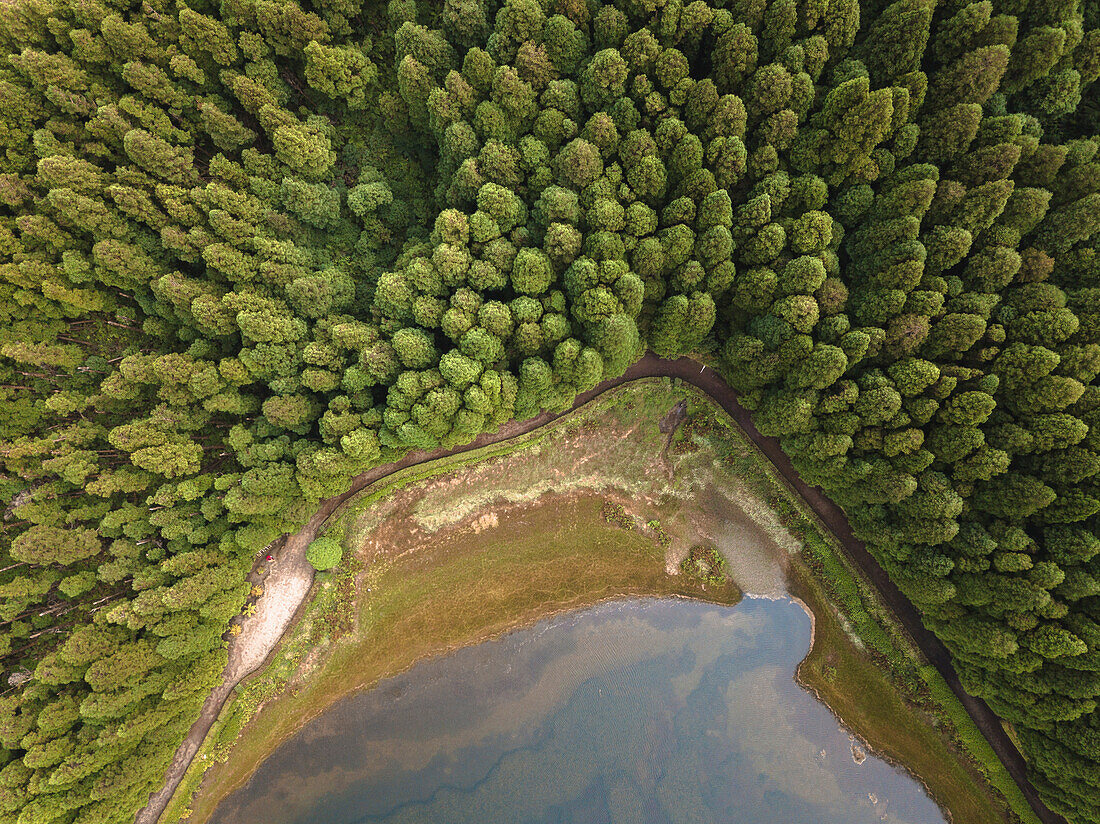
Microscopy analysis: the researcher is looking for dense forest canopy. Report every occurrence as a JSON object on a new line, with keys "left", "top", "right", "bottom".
{"left": 0, "top": 0, "right": 1097, "bottom": 821}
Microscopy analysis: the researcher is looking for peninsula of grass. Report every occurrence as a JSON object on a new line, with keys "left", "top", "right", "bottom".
{"left": 164, "top": 379, "right": 1030, "bottom": 824}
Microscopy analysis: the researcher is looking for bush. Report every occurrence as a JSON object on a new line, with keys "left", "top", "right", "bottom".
{"left": 680, "top": 544, "right": 728, "bottom": 585}
{"left": 306, "top": 537, "right": 344, "bottom": 571}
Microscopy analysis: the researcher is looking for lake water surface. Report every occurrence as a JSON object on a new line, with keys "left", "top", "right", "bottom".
{"left": 209, "top": 597, "right": 946, "bottom": 824}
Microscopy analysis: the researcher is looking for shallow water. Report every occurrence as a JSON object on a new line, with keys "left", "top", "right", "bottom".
{"left": 209, "top": 597, "right": 945, "bottom": 824}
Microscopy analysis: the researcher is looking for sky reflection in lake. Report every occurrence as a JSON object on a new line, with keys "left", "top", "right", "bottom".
{"left": 209, "top": 597, "right": 945, "bottom": 824}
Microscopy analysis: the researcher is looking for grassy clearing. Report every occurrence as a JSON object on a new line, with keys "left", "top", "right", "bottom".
{"left": 167, "top": 499, "right": 736, "bottom": 822}
{"left": 167, "top": 377, "right": 1030, "bottom": 824}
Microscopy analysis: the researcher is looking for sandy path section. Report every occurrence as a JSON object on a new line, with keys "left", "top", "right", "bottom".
{"left": 134, "top": 354, "right": 1065, "bottom": 824}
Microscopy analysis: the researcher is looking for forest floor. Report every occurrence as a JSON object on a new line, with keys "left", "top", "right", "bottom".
{"left": 135, "top": 354, "right": 1063, "bottom": 824}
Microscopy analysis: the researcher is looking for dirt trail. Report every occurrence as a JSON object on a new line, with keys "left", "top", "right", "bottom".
{"left": 134, "top": 354, "right": 1064, "bottom": 824}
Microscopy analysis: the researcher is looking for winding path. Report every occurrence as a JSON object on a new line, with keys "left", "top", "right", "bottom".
{"left": 135, "top": 353, "right": 1064, "bottom": 824}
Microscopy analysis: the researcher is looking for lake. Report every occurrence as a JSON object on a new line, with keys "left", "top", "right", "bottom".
{"left": 208, "top": 597, "right": 946, "bottom": 824}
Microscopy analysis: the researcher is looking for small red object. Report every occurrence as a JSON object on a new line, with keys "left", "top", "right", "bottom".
{"left": 266, "top": 555, "right": 273, "bottom": 561}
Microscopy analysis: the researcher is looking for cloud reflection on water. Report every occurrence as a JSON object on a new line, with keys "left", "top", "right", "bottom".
{"left": 210, "top": 597, "right": 944, "bottom": 824}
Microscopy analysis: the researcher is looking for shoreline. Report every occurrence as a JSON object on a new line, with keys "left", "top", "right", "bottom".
{"left": 184, "top": 493, "right": 996, "bottom": 824}
{"left": 787, "top": 588, "right": 954, "bottom": 823}
{"left": 207, "top": 590, "right": 931, "bottom": 824}
{"left": 206, "top": 588, "right": 745, "bottom": 810}
{"left": 195, "top": 585, "right": 957, "bottom": 824}
{"left": 795, "top": 663, "right": 956, "bottom": 824}
{"left": 174, "top": 481, "right": 749, "bottom": 823}
{"left": 147, "top": 361, "right": 1045, "bottom": 824}
{"left": 787, "top": 593, "right": 817, "bottom": 654}
{"left": 754, "top": 590, "right": 955, "bottom": 823}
